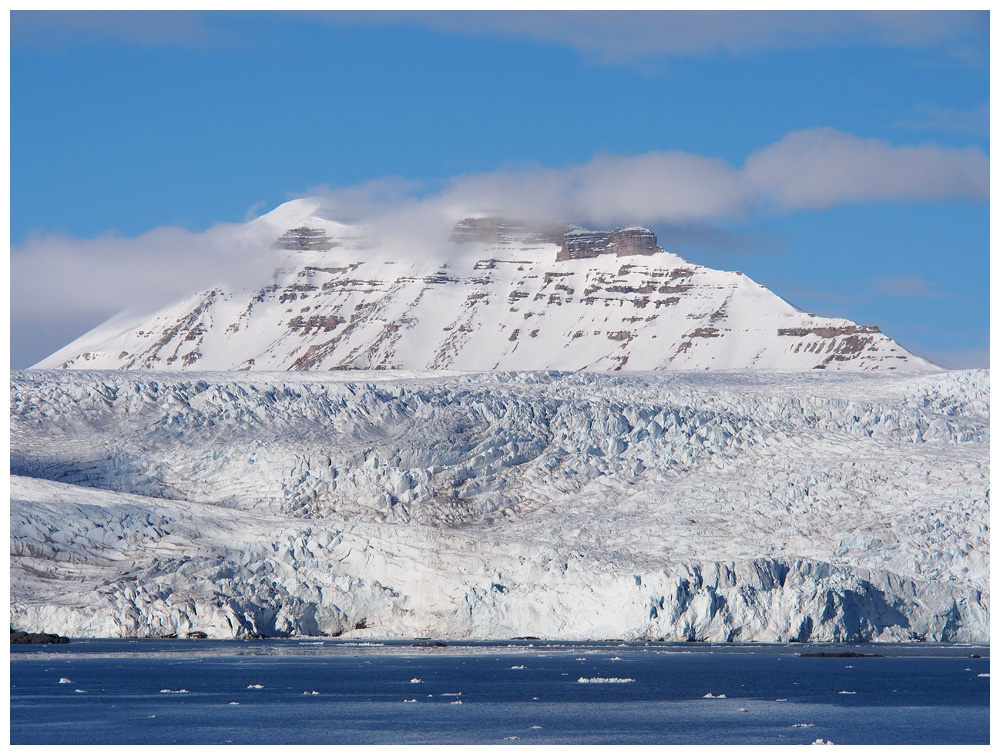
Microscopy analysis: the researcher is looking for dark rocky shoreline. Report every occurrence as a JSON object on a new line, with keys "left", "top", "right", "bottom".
{"left": 11, "top": 630, "right": 70, "bottom": 645}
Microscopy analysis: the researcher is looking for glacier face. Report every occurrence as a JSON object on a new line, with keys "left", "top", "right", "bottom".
{"left": 35, "top": 199, "right": 934, "bottom": 372}
{"left": 10, "top": 368, "right": 989, "bottom": 641}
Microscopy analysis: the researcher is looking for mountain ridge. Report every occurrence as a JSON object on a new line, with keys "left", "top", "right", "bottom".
{"left": 34, "top": 199, "right": 936, "bottom": 373}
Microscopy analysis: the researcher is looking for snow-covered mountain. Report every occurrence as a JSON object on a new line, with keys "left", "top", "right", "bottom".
{"left": 10, "top": 368, "right": 988, "bottom": 641}
{"left": 35, "top": 198, "right": 934, "bottom": 372}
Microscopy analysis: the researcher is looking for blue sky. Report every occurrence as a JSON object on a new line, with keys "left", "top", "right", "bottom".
{"left": 9, "top": 10, "right": 990, "bottom": 369}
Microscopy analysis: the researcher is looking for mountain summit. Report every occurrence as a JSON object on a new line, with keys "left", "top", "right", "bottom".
{"left": 35, "top": 199, "right": 935, "bottom": 372}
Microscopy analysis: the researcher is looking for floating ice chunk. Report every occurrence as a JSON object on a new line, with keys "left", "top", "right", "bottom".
{"left": 74, "top": 689, "right": 86, "bottom": 693}
{"left": 450, "top": 700, "right": 463, "bottom": 705}
{"left": 403, "top": 699, "right": 418, "bottom": 703}
{"left": 530, "top": 725, "right": 542, "bottom": 729}
{"left": 579, "top": 677, "right": 634, "bottom": 683}
{"left": 441, "top": 692, "right": 462, "bottom": 696}
{"left": 247, "top": 684, "right": 264, "bottom": 689}
{"left": 610, "top": 656, "right": 622, "bottom": 661}
{"left": 737, "top": 707, "right": 748, "bottom": 712}
{"left": 812, "top": 739, "right": 835, "bottom": 745}
{"left": 229, "top": 702, "right": 239, "bottom": 705}
{"left": 410, "top": 678, "right": 423, "bottom": 683}
{"left": 977, "top": 673, "right": 989, "bottom": 678}
{"left": 59, "top": 678, "right": 73, "bottom": 684}
{"left": 511, "top": 665, "right": 526, "bottom": 669}
{"left": 160, "top": 689, "right": 189, "bottom": 694}
{"left": 792, "top": 723, "right": 815, "bottom": 728}
{"left": 303, "top": 690, "right": 320, "bottom": 695}
{"left": 702, "top": 692, "right": 726, "bottom": 699}
{"left": 838, "top": 691, "right": 856, "bottom": 694}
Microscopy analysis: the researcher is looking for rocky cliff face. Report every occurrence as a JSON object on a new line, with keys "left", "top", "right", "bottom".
{"left": 556, "top": 227, "right": 661, "bottom": 261}
{"left": 33, "top": 199, "right": 937, "bottom": 373}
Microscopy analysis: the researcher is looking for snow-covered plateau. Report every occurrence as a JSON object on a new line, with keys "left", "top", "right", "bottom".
{"left": 10, "top": 368, "right": 989, "bottom": 642}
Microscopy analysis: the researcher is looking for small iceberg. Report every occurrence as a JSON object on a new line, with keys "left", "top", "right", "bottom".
{"left": 403, "top": 699, "right": 418, "bottom": 703}
{"left": 838, "top": 691, "right": 856, "bottom": 695}
{"left": 510, "top": 665, "right": 526, "bottom": 670}
{"left": 410, "top": 678, "right": 423, "bottom": 683}
{"left": 58, "top": 678, "right": 73, "bottom": 684}
{"left": 702, "top": 692, "right": 726, "bottom": 699}
{"left": 247, "top": 684, "right": 264, "bottom": 689}
{"left": 977, "top": 673, "right": 989, "bottom": 678}
{"left": 812, "top": 739, "right": 835, "bottom": 745}
{"left": 160, "top": 689, "right": 189, "bottom": 694}
{"left": 450, "top": 700, "right": 463, "bottom": 705}
{"left": 792, "top": 723, "right": 815, "bottom": 728}
{"left": 578, "top": 677, "right": 634, "bottom": 683}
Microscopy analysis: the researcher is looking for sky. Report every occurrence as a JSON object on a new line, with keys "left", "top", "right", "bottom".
{"left": 8, "top": 9, "right": 991, "bottom": 369}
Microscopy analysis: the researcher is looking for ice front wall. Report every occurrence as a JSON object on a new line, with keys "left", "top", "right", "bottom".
{"left": 10, "top": 369, "right": 989, "bottom": 641}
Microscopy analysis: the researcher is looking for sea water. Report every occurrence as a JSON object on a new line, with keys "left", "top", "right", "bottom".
{"left": 10, "top": 640, "right": 989, "bottom": 745}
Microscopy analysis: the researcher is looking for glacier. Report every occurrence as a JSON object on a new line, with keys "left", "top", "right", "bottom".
{"left": 10, "top": 368, "right": 989, "bottom": 642}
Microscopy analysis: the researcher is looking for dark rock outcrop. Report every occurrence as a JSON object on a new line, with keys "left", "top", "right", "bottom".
{"left": 557, "top": 227, "right": 661, "bottom": 261}
{"left": 274, "top": 227, "right": 337, "bottom": 252}
{"left": 11, "top": 630, "right": 70, "bottom": 644}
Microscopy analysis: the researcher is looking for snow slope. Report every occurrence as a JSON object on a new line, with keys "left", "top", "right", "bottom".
{"left": 35, "top": 200, "right": 934, "bottom": 372}
{"left": 10, "top": 368, "right": 988, "bottom": 641}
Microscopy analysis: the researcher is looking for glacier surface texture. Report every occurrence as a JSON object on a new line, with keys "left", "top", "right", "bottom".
{"left": 10, "top": 368, "right": 989, "bottom": 642}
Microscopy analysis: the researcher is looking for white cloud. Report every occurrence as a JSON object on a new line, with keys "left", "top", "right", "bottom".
{"left": 14, "top": 10, "right": 987, "bottom": 62}
{"left": 743, "top": 128, "right": 988, "bottom": 210}
{"left": 312, "top": 10, "right": 987, "bottom": 63}
{"left": 426, "top": 128, "right": 988, "bottom": 225}
{"left": 11, "top": 222, "right": 277, "bottom": 324}
{"left": 11, "top": 10, "right": 226, "bottom": 50}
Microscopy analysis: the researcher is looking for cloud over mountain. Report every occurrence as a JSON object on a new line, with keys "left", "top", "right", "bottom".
{"left": 11, "top": 129, "right": 989, "bottom": 368}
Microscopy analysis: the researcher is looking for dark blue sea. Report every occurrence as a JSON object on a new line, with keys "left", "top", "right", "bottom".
{"left": 10, "top": 640, "right": 989, "bottom": 745}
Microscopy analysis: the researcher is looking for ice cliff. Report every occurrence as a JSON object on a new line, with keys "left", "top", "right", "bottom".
{"left": 10, "top": 368, "right": 988, "bottom": 642}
